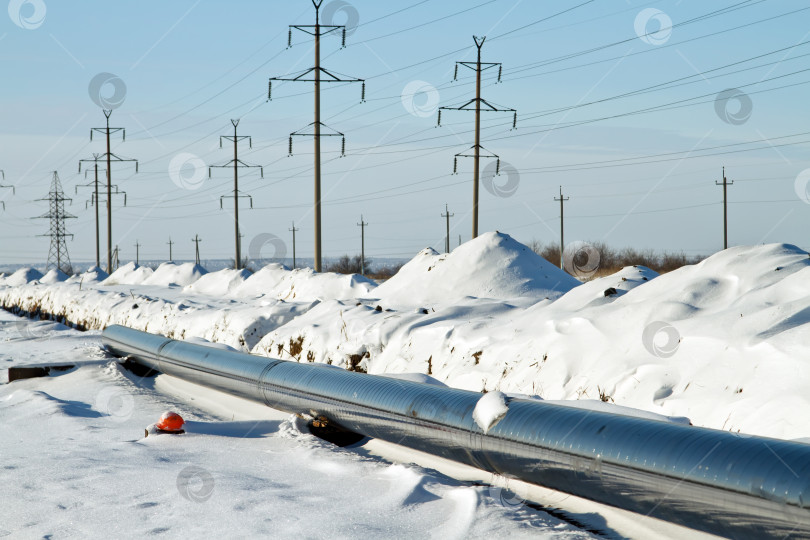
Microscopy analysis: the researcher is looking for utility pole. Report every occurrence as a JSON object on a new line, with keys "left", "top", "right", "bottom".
{"left": 716, "top": 166, "right": 733, "bottom": 250}
{"left": 167, "top": 237, "right": 174, "bottom": 262}
{"left": 438, "top": 36, "right": 517, "bottom": 239}
{"left": 208, "top": 119, "right": 263, "bottom": 270}
{"left": 77, "top": 155, "right": 127, "bottom": 269}
{"left": 192, "top": 235, "right": 202, "bottom": 265}
{"left": 357, "top": 215, "right": 367, "bottom": 275}
{"left": 0, "top": 171, "right": 14, "bottom": 212}
{"left": 112, "top": 245, "right": 119, "bottom": 271}
{"left": 441, "top": 204, "right": 454, "bottom": 253}
{"left": 134, "top": 240, "right": 141, "bottom": 265}
{"left": 84, "top": 110, "right": 138, "bottom": 274}
{"left": 289, "top": 221, "right": 299, "bottom": 269}
{"left": 36, "top": 172, "right": 76, "bottom": 275}
{"left": 554, "top": 186, "right": 569, "bottom": 270}
{"left": 268, "top": 0, "right": 365, "bottom": 273}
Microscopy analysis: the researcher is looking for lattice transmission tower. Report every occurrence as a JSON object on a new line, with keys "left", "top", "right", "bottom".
{"left": 37, "top": 172, "right": 76, "bottom": 274}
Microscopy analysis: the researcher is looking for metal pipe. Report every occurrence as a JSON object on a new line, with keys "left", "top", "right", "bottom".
{"left": 102, "top": 325, "right": 810, "bottom": 539}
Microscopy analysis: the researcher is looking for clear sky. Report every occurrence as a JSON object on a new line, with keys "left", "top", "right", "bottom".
{"left": 1, "top": 0, "right": 809, "bottom": 267}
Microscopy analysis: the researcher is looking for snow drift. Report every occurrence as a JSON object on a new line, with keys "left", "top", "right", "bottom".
{"left": 367, "top": 232, "right": 580, "bottom": 307}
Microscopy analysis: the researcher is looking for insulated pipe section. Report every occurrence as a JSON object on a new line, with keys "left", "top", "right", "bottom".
{"left": 102, "top": 325, "right": 810, "bottom": 539}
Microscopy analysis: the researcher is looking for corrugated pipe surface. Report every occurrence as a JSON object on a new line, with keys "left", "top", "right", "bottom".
{"left": 102, "top": 324, "right": 810, "bottom": 539}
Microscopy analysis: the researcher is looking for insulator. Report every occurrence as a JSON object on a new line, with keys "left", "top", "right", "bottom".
{"left": 341, "top": 28, "right": 346, "bottom": 48}
{"left": 495, "top": 159, "right": 500, "bottom": 175}
{"left": 260, "top": 167, "right": 264, "bottom": 179}
{"left": 453, "top": 157, "right": 458, "bottom": 174}
{"left": 453, "top": 64, "right": 458, "bottom": 81}
{"left": 512, "top": 111, "right": 517, "bottom": 129}
{"left": 287, "top": 29, "right": 292, "bottom": 48}
{"left": 78, "top": 163, "right": 81, "bottom": 173}
{"left": 123, "top": 193, "right": 127, "bottom": 206}
{"left": 90, "top": 130, "right": 94, "bottom": 141}
{"left": 219, "top": 139, "right": 223, "bottom": 149}
{"left": 249, "top": 197, "right": 254, "bottom": 209}
{"left": 135, "top": 162, "right": 139, "bottom": 173}
{"left": 288, "top": 136, "right": 293, "bottom": 156}
{"left": 249, "top": 138, "right": 253, "bottom": 149}
{"left": 361, "top": 82, "right": 365, "bottom": 102}
{"left": 497, "top": 65, "right": 502, "bottom": 83}
{"left": 268, "top": 80, "right": 272, "bottom": 101}
{"left": 122, "top": 129, "right": 126, "bottom": 142}
{"left": 341, "top": 137, "right": 346, "bottom": 157}
{"left": 437, "top": 110, "right": 442, "bottom": 127}
{"left": 220, "top": 198, "right": 224, "bottom": 209}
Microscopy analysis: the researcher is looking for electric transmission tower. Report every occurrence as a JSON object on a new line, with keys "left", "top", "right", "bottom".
{"left": 267, "top": 0, "right": 365, "bottom": 273}
{"left": 81, "top": 109, "right": 138, "bottom": 274}
{"left": 76, "top": 154, "right": 126, "bottom": 268}
{"left": 716, "top": 166, "right": 733, "bottom": 249}
{"left": 554, "top": 186, "right": 569, "bottom": 270}
{"left": 208, "top": 119, "right": 263, "bottom": 270}
{"left": 0, "top": 170, "right": 14, "bottom": 211}
{"left": 36, "top": 172, "right": 76, "bottom": 275}
{"left": 437, "top": 36, "right": 517, "bottom": 240}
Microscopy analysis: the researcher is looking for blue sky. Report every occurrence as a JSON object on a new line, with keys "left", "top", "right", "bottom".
{"left": 1, "top": 0, "right": 810, "bottom": 267}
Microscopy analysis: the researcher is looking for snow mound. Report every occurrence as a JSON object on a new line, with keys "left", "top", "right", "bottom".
{"left": 101, "top": 262, "right": 154, "bottom": 286}
{"left": 553, "top": 265, "right": 659, "bottom": 310}
{"left": 143, "top": 262, "right": 207, "bottom": 287}
{"left": 232, "top": 263, "right": 376, "bottom": 301}
{"left": 618, "top": 243, "right": 810, "bottom": 318}
{"left": 541, "top": 399, "right": 691, "bottom": 425}
{"left": 368, "top": 232, "right": 581, "bottom": 306}
{"left": 184, "top": 268, "right": 252, "bottom": 296}
{"left": 473, "top": 391, "right": 509, "bottom": 433}
{"left": 65, "top": 266, "right": 109, "bottom": 284}
{"left": 40, "top": 268, "right": 69, "bottom": 284}
{"left": 3, "top": 267, "right": 44, "bottom": 286}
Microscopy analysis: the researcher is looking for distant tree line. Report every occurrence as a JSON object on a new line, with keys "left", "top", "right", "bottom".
{"left": 529, "top": 240, "right": 704, "bottom": 276}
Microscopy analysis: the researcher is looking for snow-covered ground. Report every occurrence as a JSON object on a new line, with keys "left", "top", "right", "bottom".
{"left": 0, "top": 312, "right": 598, "bottom": 539}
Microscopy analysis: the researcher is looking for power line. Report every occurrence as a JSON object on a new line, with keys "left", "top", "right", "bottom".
{"left": 438, "top": 35, "right": 516, "bottom": 239}
{"left": 208, "top": 119, "right": 263, "bottom": 270}
{"left": 357, "top": 214, "right": 368, "bottom": 275}
{"left": 268, "top": 0, "right": 365, "bottom": 272}
{"left": 554, "top": 186, "right": 569, "bottom": 270}
{"left": 716, "top": 167, "right": 734, "bottom": 250}
{"left": 84, "top": 109, "right": 139, "bottom": 274}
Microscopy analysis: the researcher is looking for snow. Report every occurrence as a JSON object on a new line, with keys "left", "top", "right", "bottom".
{"left": 65, "top": 265, "right": 109, "bottom": 284}
{"left": 3, "top": 266, "right": 43, "bottom": 286}
{"left": 101, "top": 262, "right": 154, "bottom": 285}
{"left": 232, "top": 263, "right": 376, "bottom": 301}
{"left": 472, "top": 391, "right": 509, "bottom": 433}
{"left": 367, "top": 232, "right": 581, "bottom": 307}
{"left": 143, "top": 262, "right": 207, "bottom": 287}
{"left": 0, "top": 312, "right": 594, "bottom": 539}
{"left": 40, "top": 268, "right": 69, "bottom": 284}
{"left": 3, "top": 235, "right": 810, "bottom": 443}
{"left": 184, "top": 267, "right": 252, "bottom": 296}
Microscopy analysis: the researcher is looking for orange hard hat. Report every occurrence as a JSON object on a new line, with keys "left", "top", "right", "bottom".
{"left": 156, "top": 411, "right": 185, "bottom": 432}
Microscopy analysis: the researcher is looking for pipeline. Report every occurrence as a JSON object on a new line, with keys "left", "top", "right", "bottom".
{"left": 102, "top": 325, "right": 810, "bottom": 539}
